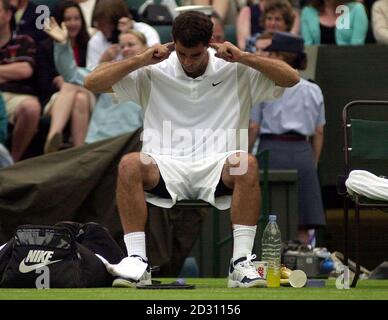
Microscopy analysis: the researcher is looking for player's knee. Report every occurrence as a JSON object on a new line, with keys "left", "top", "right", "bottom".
{"left": 118, "top": 152, "right": 142, "bottom": 180}
{"left": 247, "top": 154, "right": 259, "bottom": 174}
{"left": 233, "top": 154, "right": 258, "bottom": 183}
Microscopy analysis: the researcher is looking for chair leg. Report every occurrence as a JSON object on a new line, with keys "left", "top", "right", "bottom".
{"left": 212, "top": 208, "right": 220, "bottom": 277}
{"left": 344, "top": 197, "right": 349, "bottom": 266}
{"left": 351, "top": 203, "right": 360, "bottom": 288}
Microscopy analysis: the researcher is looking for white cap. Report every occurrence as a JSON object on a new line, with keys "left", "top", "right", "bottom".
{"left": 175, "top": 5, "right": 214, "bottom": 16}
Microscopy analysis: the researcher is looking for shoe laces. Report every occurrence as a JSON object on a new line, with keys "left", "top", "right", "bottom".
{"left": 235, "top": 253, "right": 258, "bottom": 278}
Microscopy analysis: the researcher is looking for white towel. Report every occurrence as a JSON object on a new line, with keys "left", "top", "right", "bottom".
{"left": 346, "top": 170, "right": 388, "bottom": 201}
{"left": 95, "top": 254, "right": 147, "bottom": 281}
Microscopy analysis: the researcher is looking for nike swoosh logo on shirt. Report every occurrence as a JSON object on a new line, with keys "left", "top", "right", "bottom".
{"left": 212, "top": 81, "right": 223, "bottom": 87}
{"left": 19, "top": 259, "right": 63, "bottom": 273}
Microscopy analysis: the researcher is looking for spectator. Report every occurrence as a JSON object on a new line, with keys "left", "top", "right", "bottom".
{"left": 371, "top": 0, "right": 388, "bottom": 44}
{"left": 211, "top": 11, "right": 225, "bottom": 42}
{"left": 39, "top": 1, "right": 94, "bottom": 153}
{"left": 44, "top": 19, "right": 144, "bottom": 143}
{"left": 237, "top": 0, "right": 299, "bottom": 51}
{"left": 87, "top": 0, "right": 160, "bottom": 70}
{"left": 10, "top": 0, "right": 47, "bottom": 44}
{"left": 301, "top": 0, "right": 368, "bottom": 45}
{"left": 85, "top": 30, "right": 146, "bottom": 143}
{"left": 0, "top": 0, "right": 41, "bottom": 162}
{"left": 71, "top": 0, "right": 98, "bottom": 35}
{"left": 249, "top": 31, "right": 326, "bottom": 244}
{"left": 0, "top": 92, "right": 13, "bottom": 168}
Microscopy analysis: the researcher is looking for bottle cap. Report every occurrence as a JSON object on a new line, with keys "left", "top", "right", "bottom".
{"left": 269, "top": 215, "right": 277, "bottom": 221}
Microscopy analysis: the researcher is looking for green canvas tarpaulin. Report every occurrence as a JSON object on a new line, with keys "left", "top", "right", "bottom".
{"left": 0, "top": 130, "right": 205, "bottom": 276}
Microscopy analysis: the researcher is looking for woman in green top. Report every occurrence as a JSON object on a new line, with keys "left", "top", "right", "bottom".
{"left": 301, "top": 0, "right": 368, "bottom": 45}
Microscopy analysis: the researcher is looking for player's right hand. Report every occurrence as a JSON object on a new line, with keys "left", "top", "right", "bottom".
{"left": 140, "top": 42, "right": 174, "bottom": 66}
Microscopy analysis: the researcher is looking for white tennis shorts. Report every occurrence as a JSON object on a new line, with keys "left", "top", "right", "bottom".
{"left": 144, "top": 150, "right": 245, "bottom": 210}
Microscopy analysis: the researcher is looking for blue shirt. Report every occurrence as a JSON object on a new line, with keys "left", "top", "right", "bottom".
{"left": 250, "top": 78, "right": 325, "bottom": 136}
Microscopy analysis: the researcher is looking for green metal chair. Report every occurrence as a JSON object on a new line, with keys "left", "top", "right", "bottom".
{"left": 340, "top": 100, "right": 388, "bottom": 287}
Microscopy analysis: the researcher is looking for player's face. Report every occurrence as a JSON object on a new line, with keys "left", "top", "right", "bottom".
{"left": 175, "top": 41, "right": 209, "bottom": 78}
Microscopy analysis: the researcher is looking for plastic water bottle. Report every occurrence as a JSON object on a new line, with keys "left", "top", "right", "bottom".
{"left": 261, "top": 214, "right": 282, "bottom": 288}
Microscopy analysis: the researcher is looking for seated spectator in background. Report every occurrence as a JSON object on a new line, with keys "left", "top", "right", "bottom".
{"left": 372, "top": 0, "right": 388, "bottom": 44}
{"left": 85, "top": 30, "right": 146, "bottom": 143}
{"left": 44, "top": 18, "right": 144, "bottom": 143}
{"left": 10, "top": 0, "right": 47, "bottom": 44}
{"left": 249, "top": 31, "right": 326, "bottom": 245}
{"left": 238, "top": 0, "right": 299, "bottom": 51}
{"left": 39, "top": 1, "right": 94, "bottom": 154}
{"left": 237, "top": 0, "right": 265, "bottom": 49}
{"left": 301, "top": 0, "right": 368, "bottom": 45}
{"left": 0, "top": 0, "right": 40, "bottom": 162}
{"left": 0, "top": 92, "right": 13, "bottom": 168}
{"left": 211, "top": 11, "right": 225, "bottom": 42}
{"left": 71, "top": 0, "right": 98, "bottom": 35}
{"left": 180, "top": 0, "right": 239, "bottom": 25}
{"left": 87, "top": 0, "right": 160, "bottom": 70}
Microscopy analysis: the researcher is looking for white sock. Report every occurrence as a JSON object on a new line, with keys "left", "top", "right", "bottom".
{"left": 124, "top": 232, "right": 147, "bottom": 260}
{"left": 232, "top": 224, "right": 257, "bottom": 261}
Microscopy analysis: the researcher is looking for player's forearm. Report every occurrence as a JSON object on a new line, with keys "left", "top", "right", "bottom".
{"left": 84, "top": 55, "right": 145, "bottom": 93}
{"left": 238, "top": 53, "right": 300, "bottom": 87}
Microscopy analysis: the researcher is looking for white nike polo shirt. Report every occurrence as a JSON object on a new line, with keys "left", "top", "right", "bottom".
{"left": 113, "top": 49, "right": 284, "bottom": 161}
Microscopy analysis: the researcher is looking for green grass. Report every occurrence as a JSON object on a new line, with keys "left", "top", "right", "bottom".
{"left": 1, "top": 279, "right": 388, "bottom": 300}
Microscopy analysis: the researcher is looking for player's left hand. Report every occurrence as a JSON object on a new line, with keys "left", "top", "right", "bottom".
{"left": 209, "top": 41, "right": 246, "bottom": 63}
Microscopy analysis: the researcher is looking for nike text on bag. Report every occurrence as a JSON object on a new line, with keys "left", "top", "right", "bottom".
{"left": 0, "top": 222, "right": 125, "bottom": 288}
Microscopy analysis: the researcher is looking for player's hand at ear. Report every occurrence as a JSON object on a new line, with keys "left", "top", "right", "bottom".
{"left": 210, "top": 41, "right": 246, "bottom": 63}
{"left": 140, "top": 43, "right": 174, "bottom": 66}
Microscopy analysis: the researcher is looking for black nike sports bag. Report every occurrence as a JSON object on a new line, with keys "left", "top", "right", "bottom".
{"left": 0, "top": 222, "right": 125, "bottom": 288}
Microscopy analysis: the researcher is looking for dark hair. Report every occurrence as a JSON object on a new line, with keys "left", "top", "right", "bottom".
{"left": 263, "top": 0, "right": 295, "bottom": 32}
{"left": 1, "top": 0, "right": 11, "bottom": 11}
{"left": 172, "top": 11, "right": 213, "bottom": 47}
{"left": 277, "top": 51, "right": 307, "bottom": 70}
{"left": 54, "top": 0, "right": 90, "bottom": 51}
{"left": 92, "top": 0, "right": 129, "bottom": 43}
